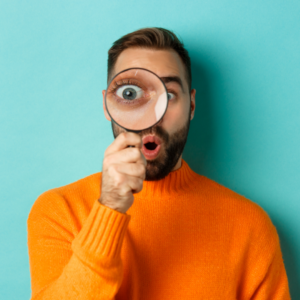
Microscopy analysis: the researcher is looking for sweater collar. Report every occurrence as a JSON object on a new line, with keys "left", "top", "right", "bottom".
{"left": 135, "top": 159, "right": 197, "bottom": 199}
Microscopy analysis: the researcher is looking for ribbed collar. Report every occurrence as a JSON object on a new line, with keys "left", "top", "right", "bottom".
{"left": 135, "top": 159, "right": 198, "bottom": 199}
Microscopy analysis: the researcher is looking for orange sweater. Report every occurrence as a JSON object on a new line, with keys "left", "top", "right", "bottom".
{"left": 27, "top": 160, "right": 291, "bottom": 299}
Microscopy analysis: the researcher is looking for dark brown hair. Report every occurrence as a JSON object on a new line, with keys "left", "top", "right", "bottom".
{"left": 107, "top": 27, "right": 192, "bottom": 90}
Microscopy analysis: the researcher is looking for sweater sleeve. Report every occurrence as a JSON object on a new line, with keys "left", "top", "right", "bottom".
{"left": 247, "top": 213, "right": 291, "bottom": 300}
{"left": 27, "top": 191, "right": 131, "bottom": 300}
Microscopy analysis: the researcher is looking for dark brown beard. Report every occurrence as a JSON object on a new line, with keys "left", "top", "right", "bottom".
{"left": 111, "top": 115, "right": 191, "bottom": 181}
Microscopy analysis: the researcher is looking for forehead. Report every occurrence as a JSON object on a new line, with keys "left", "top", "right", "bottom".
{"left": 113, "top": 47, "right": 188, "bottom": 90}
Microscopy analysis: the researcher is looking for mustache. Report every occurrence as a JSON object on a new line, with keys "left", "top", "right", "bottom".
{"left": 138, "top": 125, "right": 170, "bottom": 144}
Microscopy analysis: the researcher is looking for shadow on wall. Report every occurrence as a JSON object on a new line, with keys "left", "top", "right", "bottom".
{"left": 183, "top": 55, "right": 215, "bottom": 176}
{"left": 274, "top": 216, "right": 300, "bottom": 299}
{"left": 183, "top": 53, "right": 299, "bottom": 298}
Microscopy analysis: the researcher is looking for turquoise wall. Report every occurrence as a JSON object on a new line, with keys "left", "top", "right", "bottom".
{"left": 0, "top": 0, "right": 299, "bottom": 298}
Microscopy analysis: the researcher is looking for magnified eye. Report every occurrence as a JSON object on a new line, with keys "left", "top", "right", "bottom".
{"left": 116, "top": 85, "right": 144, "bottom": 100}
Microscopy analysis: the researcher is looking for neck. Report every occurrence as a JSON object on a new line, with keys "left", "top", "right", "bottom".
{"left": 172, "top": 155, "right": 182, "bottom": 172}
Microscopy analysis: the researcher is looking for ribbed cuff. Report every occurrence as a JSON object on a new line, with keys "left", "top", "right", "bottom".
{"left": 71, "top": 200, "right": 131, "bottom": 267}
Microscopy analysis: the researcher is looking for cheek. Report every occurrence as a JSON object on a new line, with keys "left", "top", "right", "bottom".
{"left": 162, "top": 100, "right": 189, "bottom": 132}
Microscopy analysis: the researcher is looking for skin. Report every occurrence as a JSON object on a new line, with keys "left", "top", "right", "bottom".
{"left": 99, "top": 47, "right": 196, "bottom": 214}
{"left": 102, "top": 48, "right": 196, "bottom": 171}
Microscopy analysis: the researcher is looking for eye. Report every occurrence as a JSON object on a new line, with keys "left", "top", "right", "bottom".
{"left": 167, "top": 92, "right": 175, "bottom": 100}
{"left": 116, "top": 85, "right": 144, "bottom": 100}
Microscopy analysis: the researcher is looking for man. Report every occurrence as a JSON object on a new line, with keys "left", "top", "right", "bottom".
{"left": 27, "top": 27, "right": 291, "bottom": 299}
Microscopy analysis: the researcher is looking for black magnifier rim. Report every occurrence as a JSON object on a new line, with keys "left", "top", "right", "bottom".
{"left": 104, "top": 67, "right": 169, "bottom": 132}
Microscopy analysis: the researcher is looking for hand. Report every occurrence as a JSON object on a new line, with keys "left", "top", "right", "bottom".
{"left": 98, "top": 132, "right": 147, "bottom": 214}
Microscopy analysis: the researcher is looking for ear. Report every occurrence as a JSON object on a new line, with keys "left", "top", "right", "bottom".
{"left": 102, "top": 90, "right": 111, "bottom": 121}
{"left": 190, "top": 89, "right": 196, "bottom": 120}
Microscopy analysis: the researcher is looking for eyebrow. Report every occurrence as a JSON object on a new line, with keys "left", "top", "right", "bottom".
{"left": 160, "top": 76, "right": 185, "bottom": 93}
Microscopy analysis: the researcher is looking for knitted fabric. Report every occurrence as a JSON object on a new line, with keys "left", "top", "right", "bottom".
{"left": 27, "top": 160, "right": 291, "bottom": 299}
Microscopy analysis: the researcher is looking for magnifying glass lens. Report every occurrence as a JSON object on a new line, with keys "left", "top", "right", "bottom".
{"left": 105, "top": 68, "right": 168, "bottom": 131}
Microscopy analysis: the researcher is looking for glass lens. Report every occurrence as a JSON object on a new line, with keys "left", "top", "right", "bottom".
{"left": 105, "top": 68, "right": 168, "bottom": 131}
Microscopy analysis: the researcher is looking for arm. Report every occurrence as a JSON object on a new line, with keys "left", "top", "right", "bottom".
{"left": 239, "top": 206, "right": 292, "bottom": 300}
{"left": 27, "top": 132, "right": 145, "bottom": 299}
{"left": 250, "top": 225, "right": 291, "bottom": 300}
{"left": 27, "top": 191, "right": 130, "bottom": 300}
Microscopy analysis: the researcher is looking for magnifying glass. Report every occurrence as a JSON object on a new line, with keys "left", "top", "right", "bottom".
{"left": 104, "top": 68, "right": 168, "bottom": 133}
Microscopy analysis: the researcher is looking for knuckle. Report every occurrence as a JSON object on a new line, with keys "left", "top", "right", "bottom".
{"left": 121, "top": 131, "right": 128, "bottom": 141}
{"left": 103, "top": 149, "right": 109, "bottom": 159}
{"left": 136, "top": 138, "right": 143, "bottom": 148}
{"left": 102, "top": 157, "right": 108, "bottom": 167}
{"left": 103, "top": 156, "right": 112, "bottom": 167}
{"left": 131, "top": 148, "right": 140, "bottom": 158}
{"left": 134, "top": 133, "right": 142, "bottom": 142}
{"left": 116, "top": 132, "right": 126, "bottom": 145}
{"left": 107, "top": 164, "right": 117, "bottom": 176}
{"left": 119, "top": 189, "right": 130, "bottom": 197}
{"left": 118, "top": 182, "right": 130, "bottom": 196}
{"left": 114, "top": 173, "right": 126, "bottom": 188}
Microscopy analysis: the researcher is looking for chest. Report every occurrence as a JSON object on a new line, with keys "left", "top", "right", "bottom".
{"left": 117, "top": 210, "right": 238, "bottom": 300}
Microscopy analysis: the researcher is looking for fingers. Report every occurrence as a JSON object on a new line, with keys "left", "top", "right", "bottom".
{"left": 128, "top": 176, "right": 144, "bottom": 194}
{"left": 105, "top": 132, "right": 143, "bottom": 156}
{"left": 104, "top": 147, "right": 146, "bottom": 167}
{"left": 100, "top": 131, "right": 146, "bottom": 214}
{"left": 120, "top": 174, "right": 144, "bottom": 194}
{"left": 107, "top": 163, "right": 146, "bottom": 180}
{"left": 106, "top": 168, "right": 144, "bottom": 195}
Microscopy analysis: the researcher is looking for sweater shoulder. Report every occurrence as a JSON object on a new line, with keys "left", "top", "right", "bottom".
{"left": 197, "top": 175, "right": 277, "bottom": 236}
{"left": 52, "top": 172, "right": 102, "bottom": 198}
{"left": 28, "top": 172, "right": 102, "bottom": 228}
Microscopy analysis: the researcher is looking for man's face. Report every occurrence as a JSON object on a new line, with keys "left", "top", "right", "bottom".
{"left": 102, "top": 47, "right": 196, "bottom": 180}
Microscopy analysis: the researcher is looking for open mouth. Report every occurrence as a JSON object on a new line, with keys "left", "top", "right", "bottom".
{"left": 142, "top": 135, "right": 162, "bottom": 159}
{"left": 144, "top": 142, "right": 158, "bottom": 150}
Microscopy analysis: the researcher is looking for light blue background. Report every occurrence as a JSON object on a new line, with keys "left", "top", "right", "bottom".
{"left": 0, "top": 0, "right": 299, "bottom": 298}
